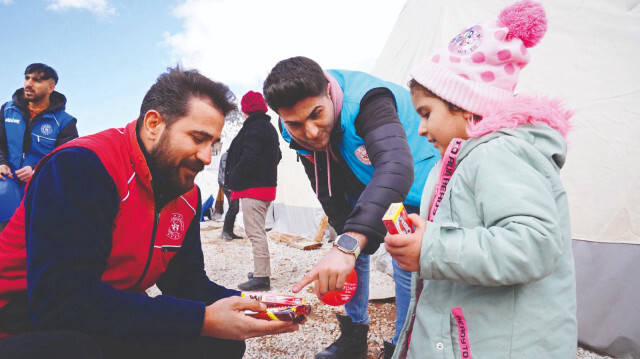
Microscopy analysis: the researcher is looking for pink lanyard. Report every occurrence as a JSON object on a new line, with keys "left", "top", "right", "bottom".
{"left": 428, "top": 138, "right": 464, "bottom": 221}
{"left": 406, "top": 139, "right": 471, "bottom": 357}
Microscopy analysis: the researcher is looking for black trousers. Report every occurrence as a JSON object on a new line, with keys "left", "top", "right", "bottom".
{"left": 222, "top": 190, "right": 240, "bottom": 234}
{"left": 0, "top": 330, "right": 246, "bottom": 359}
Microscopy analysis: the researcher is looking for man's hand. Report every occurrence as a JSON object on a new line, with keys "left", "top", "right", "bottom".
{"left": 293, "top": 231, "right": 366, "bottom": 295}
{"left": 293, "top": 247, "right": 356, "bottom": 295}
{"left": 200, "top": 296, "right": 300, "bottom": 340}
{"left": 0, "top": 165, "right": 12, "bottom": 180}
{"left": 384, "top": 213, "right": 426, "bottom": 272}
{"left": 15, "top": 166, "right": 33, "bottom": 183}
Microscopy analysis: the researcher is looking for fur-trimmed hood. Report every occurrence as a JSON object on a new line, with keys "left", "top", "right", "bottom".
{"left": 460, "top": 95, "right": 573, "bottom": 170}
{"left": 468, "top": 95, "right": 572, "bottom": 139}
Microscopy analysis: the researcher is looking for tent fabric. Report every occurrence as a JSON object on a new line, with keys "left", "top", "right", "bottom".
{"left": 371, "top": 1, "right": 640, "bottom": 357}
{"left": 371, "top": 0, "right": 640, "bottom": 245}
{"left": 573, "top": 239, "right": 640, "bottom": 359}
{"left": 268, "top": 113, "right": 324, "bottom": 238}
{"left": 196, "top": 113, "right": 323, "bottom": 238}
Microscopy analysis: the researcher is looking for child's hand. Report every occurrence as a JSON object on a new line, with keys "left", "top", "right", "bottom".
{"left": 384, "top": 214, "right": 426, "bottom": 272}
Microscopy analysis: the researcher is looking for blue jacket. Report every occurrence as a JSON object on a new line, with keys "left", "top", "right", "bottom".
{"left": 0, "top": 89, "right": 77, "bottom": 174}
{"left": 280, "top": 70, "right": 439, "bottom": 253}
{"left": 281, "top": 70, "right": 438, "bottom": 208}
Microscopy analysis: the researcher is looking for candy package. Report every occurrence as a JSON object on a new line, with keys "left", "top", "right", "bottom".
{"left": 244, "top": 305, "right": 311, "bottom": 323}
{"left": 242, "top": 292, "right": 311, "bottom": 323}
{"left": 382, "top": 202, "right": 415, "bottom": 234}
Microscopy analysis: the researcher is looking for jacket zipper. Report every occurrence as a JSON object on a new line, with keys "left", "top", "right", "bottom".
{"left": 128, "top": 208, "right": 161, "bottom": 290}
{"left": 34, "top": 134, "right": 56, "bottom": 142}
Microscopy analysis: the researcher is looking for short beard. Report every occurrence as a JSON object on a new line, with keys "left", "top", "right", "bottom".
{"left": 24, "top": 92, "right": 46, "bottom": 103}
{"left": 149, "top": 130, "right": 204, "bottom": 198}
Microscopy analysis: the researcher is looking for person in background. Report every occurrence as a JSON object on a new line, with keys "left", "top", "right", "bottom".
{"left": 385, "top": 1, "right": 577, "bottom": 358}
{"left": 0, "top": 63, "right": 78, "bottom": 232}
{"left": 263, "top": 56, "right": 440, "bottom": 359}
{"left": 218, "top": 150, "right": 242, "bottom": 239}
{"left": 225, "top": 91, "right": 281, "bottom": 291}
{"left": 0, "top": 66, "right": 299, "bottom": 359}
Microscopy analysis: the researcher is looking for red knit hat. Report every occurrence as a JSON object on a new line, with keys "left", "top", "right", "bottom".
{"left": 241, "top": 91, "right": 268, "bottom": 114}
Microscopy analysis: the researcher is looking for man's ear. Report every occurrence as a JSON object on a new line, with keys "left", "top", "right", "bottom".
{"left": 141, "top": 110, "right": 165, "bottom": 141}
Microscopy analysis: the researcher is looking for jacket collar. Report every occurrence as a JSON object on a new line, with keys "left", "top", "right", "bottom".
{"left": 12, "top": 88, "right": 67, "bottom": 114}
{"left": 244, "top": 112, "right": 271, "bottom": 123}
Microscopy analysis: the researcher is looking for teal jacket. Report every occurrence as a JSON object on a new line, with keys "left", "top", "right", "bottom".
{"left": 280, "top": 69, "right": 439, "bottom": 208}
{"left": 326, "top": 69, "right": 437, "bottom": 207}
{"left": 394, "top": 96, "right": 577, "bottom": 359}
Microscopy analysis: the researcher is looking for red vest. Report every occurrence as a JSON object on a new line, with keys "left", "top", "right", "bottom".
{"left": 0, "top": 121, "right": 198, "bottom": 310}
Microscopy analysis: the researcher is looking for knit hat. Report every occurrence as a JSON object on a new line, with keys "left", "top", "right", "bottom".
{"left": 241, "top": 91, "right": 268, "bottom": 114}
{"left": 410, "top": 0, "right": 547, "bottom": 116}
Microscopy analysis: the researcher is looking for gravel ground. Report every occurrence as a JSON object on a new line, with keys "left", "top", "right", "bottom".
{"left": 181, "top": 220, "right": 614, "bottom": 359}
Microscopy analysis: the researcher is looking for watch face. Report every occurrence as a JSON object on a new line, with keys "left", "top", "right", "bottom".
{"left": 338, "top": 234, "right": 358, "bottom": 251}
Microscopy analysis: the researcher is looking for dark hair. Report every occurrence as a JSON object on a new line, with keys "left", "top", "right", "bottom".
{"left": 136, "top": 65, "right": 237, "bottom": 130}
{"left": 263, "top": 56, "right": 328, "bottom": 113}
{"left": 25, "top": 63, "right": 59, "bottom": 84}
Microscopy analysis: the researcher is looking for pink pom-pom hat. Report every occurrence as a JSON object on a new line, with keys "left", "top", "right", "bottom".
{"left": 410, "top": 0, "right": 547, "bottom": 116}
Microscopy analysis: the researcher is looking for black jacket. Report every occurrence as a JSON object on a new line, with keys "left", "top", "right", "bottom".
{"left": 284, "top": 88, "right": 414, "bottom": 254}
{"left": 225, "top": 113, "right": 281, "bottom": 191}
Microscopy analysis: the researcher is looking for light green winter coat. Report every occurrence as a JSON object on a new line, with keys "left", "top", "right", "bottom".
{"left": 393, "top": 96, "right": 577, "bottom": 359}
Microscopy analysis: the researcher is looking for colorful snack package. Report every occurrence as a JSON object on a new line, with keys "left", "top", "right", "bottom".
{"left": 382, "top": 202, "right": 415, "bottom": 234}
{"left": 244, "top": 305, "right": 311, "bottom": 323}
{"left": 241, "top": 292, "right": 306, "bottom": 307}
{"left": 241, "top": 292, "right": 311, "bottom": 323}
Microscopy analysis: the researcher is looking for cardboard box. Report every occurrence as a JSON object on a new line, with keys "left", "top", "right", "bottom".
{"left": 382, "top": 203, "right": 415, "bottom": 234}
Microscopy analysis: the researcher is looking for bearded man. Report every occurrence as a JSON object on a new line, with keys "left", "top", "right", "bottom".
{"left": 0, "top": 66, "right": 299, "bottom": 359}
{"left": 0, "top": 63, "right": 78, "bottom": 231}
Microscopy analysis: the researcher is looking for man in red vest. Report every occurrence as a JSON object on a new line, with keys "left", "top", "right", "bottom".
{"left": 0, "top": 66, "right": 299, "bottom": 358}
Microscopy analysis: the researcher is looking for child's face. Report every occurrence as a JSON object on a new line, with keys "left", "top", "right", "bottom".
{"left": 411, "top": 90, "right": 470, "bottom": 156}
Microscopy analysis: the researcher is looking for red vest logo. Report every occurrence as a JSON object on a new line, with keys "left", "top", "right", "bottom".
{"left": 354, "top": 145, "right": 371, "bottom": 165}
{"left": 167, "top": 213, "right": 185, "bottom": 240}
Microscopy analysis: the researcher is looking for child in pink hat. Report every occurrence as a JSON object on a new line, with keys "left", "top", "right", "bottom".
{"left": 384, "top": 1, "right": 577, "bottom": 357}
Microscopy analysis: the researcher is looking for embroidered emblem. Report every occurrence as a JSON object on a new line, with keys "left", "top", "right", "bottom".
{"left": 449, "top": 25, "right": 484, "bottom": 55}
{"left": 354, "top": 145, "right": 371, "bottom": 165}
{"left": 167, "top": 213, "right": 184, "bottom": 240}
{"left": 40, "top": 124, "right": 53, "bottom": 136}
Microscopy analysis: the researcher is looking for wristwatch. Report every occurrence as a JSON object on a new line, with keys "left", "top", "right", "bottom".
{"left": 333, "top": 234, "right": 360, "bottom": 259}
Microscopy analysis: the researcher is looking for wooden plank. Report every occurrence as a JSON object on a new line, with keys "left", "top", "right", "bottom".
{"left": 313, "top": 214, "right": 329, "bottom": 243}
{"left": 269, "top": 232, "right": 323, "bottom": 250}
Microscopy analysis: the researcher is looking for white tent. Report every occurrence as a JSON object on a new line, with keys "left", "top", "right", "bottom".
{"left": 371, "top": 0, "right": 640, "bottom": 357}
{"left": 269, "top": 113, "right": 326, "bottom": 238}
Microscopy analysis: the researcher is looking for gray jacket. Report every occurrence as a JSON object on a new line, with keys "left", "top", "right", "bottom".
{"left": 217, "top": 151, "right": 228, "bottom": 190}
